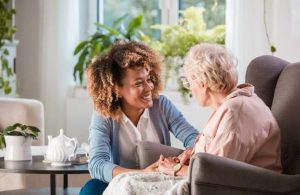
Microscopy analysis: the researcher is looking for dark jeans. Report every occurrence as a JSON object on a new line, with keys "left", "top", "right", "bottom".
{"left": 80, "top": 179, "right": 108, "bottom": 195}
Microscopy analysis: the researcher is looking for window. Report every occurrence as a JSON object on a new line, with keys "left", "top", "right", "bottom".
{"left": 103, "top": 0, "right": 160, "bottom": 38}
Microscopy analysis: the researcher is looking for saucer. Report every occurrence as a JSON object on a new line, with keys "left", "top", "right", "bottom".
{"left": 43, "top": 154, "right": 89, "bottom": 165}
{"left": 51, "top": 162, "right": 72, "bottom": 167}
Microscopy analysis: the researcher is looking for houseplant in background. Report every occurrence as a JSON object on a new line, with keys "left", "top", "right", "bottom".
{"left": 73, "top": 14, "right": 149, "bottom": 86}
{"left": 0, "top": 0, "right": 17, "bottom": 95}
{"left": 150, "top": 7, "right": 225, "bottom": 102}
{"left": 0, "top": 123, "right": 40, "bottom": 160}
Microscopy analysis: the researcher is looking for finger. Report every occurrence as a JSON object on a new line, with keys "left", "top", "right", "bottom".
{"left": 159, "top": 155, "right": 165, "bottom": 161}
{"left": 164, "top": 157, "right": 171, "bottom": 163}
{"left": 180, "top": 154, "right": 188, "bottom": 164}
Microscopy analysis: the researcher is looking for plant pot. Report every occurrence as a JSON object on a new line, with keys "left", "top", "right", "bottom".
{"left": 4, "top": 135, "right": 32, "bottom": 161}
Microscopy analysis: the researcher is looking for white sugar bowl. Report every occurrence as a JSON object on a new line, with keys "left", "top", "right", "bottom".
{"left": 45, "top": 129, "right": 78, "bottom": 166}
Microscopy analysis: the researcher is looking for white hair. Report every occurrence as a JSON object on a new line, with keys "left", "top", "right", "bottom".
{"left": 184, "top": 43, "right": 238, "bottom": 93}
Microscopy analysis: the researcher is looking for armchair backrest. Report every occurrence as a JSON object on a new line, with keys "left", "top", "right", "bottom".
{"left": 0, "top": 98, "right": 45, "bottom": 145}
{"left": 246, "top": 55, "right": 300, "bottom": 174}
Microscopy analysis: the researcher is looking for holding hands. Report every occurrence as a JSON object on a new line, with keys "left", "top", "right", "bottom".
{"left": 143, "top": 148, "right": 194, "bottom": 176}
{"left": 157, "top": 148, "right": 194, "bottom": 177}
{"left": 158, "top": 155, "right": 182, "bottom": 176}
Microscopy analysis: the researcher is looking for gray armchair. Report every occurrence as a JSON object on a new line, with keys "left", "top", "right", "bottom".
{"left": 137, "top": 55, "right": 300, "bottom": 194}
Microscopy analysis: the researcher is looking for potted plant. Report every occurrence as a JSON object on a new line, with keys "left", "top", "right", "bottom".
{"left": 0, "top": 123, "right": 40, "bottom": 161}
{"left": 150, "top": 7, "right": 225, "bottom": 102}
{"left": 73, "top": 14, "right": 149, "bottom": 86}
{"left": 0, "top": 0, "right": 17, "bottom": 95}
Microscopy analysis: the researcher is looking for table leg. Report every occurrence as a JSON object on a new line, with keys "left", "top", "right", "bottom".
{"left": 50, "top": 174, "right": 56, "bottom": 195}
{"left": 63, "top": 174, "right": 68, "bottom": 189}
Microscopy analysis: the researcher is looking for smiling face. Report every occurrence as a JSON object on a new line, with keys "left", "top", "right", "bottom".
{"left": 117, "top": 66, "right": 154, "bottom": 115}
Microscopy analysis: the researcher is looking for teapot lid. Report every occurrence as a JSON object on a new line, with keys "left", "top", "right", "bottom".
{"left": 59, "top": 129, "right": 64, "bottom": 136}
{"left": 53, "top": 128, "right": 71, "bottom": 143}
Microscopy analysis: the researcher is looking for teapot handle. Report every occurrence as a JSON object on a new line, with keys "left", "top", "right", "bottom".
{"left": 68, "top": 138, "right": 78, "bottom": 161}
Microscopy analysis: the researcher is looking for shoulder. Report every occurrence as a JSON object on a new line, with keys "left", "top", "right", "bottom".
{"left": 90, "top": 111, "right": 114, "bottom": 129}
{"left": 153, "top": 95, "right": 172, "bottom": 107}
{"left": 151, "top": 95, "right": 176, "bottom": 113}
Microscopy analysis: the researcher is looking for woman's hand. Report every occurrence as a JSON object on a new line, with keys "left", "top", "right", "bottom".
{"left": 143, "top": 160, "right": 159, "bottom": 173}
{"left": 177, "top": 148, "right": 194, "bottom": 165}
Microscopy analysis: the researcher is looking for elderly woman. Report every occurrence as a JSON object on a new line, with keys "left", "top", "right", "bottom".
{"left": 79, "top": 41, "right": 199, "bottom": 195}
{"left": 102, "top": 43, "right": 282, "bottom": 195}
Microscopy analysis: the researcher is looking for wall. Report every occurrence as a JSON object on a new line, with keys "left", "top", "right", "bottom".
{"left": 15, "top": 1, "right": 41, "bottom": 99}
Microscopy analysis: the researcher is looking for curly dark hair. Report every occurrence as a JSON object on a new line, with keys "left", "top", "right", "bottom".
{"left": 86, "top": 41, "right": 163, "bottom": 120}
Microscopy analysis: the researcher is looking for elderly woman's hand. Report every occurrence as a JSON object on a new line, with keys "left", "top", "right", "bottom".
{"left": 177, "top": 148, "right": 194, "bottom": 165}
{"left": 157, "top": 155, "right": 180, "bottom": 176}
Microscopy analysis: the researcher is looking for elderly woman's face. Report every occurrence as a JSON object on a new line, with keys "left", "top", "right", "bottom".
{"left": 118, "top": 66, "right": 154, "bottom": 112}
{"left": 184, "top": 72, "right": 209, "bottom": 107}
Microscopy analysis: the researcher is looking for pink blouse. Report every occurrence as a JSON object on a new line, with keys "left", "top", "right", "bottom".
{"left": 194, "top": 83, "right": 282, "bottom": 172}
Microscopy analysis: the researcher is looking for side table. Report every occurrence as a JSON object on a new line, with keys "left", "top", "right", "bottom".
{"left": 0, "top": 156, "right": 89, "bottom": 195}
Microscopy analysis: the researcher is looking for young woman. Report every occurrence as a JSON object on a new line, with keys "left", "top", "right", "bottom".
{"left": 79, "top": 41, "right": 199, "bottom": 195}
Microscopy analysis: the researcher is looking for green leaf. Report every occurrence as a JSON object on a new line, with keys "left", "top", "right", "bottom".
{"left": 3, "top": 49, "right": 9, "bottom": 55}
{"left": 91, "top": 33, "right": 107, "bottom": 41}
{"left": 271, "top": 45, "right": 277, "bottom": 53}
{"left": 2, "top": 58, "right": 8, "bottom": 69}
{"left": 90, "top": 41, "right": 101, "bottom": 59}
{"left": 112, "top": 14, "right": 128, "bottom": 27}
{"left": 3, "top": 123, "right": 40, "bottom": 139}
{"left": 4, "top": 83, "right": 11, "bottom": 95}
{"left": 126, "top": 15, "right": 143, "bottom": 39}
{"left": 74, "top": 48, "right": 88, "bottom": 84}
{"left": 0, "top": 134, "right": 6, "bottom": 149}
{"left": 4, "top": 125, "right": 15, "bottom": 134}
{"left": 6, "top": 66, "right": 13, "bottom": 76}
{"left": 73, "top": 40, "right": 89, "bottom": 55}
{"left": 95, "top": 23, "right": 120, "bottom": 35}
{"left": 0, "top": 77, "right": 4, "bottom": 88}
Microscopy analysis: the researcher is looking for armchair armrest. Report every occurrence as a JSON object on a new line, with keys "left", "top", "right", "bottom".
{"left": 189, "top": 153, "right": 300, "bottom": 195}
{"left": 137, "top": 141, "right": 183, "bottom": 169}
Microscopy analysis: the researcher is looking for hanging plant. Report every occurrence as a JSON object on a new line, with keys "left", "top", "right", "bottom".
{"left": 263, "top": 0, "right": 276, "bottom": 54}
{"left": 0, "top": 0, "right": 17, "bottom": 95}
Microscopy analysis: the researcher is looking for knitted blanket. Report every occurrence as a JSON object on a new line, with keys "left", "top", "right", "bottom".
{"left": 103, "top": 172, "right": 189, "bottom": 195}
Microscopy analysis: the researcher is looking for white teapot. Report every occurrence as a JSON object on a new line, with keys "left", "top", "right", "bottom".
{"left": 45, "top": 129, "right": 78, "bottom": 166}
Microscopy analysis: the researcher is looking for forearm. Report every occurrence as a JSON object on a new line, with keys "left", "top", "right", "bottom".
{"left": 112, "top": 166, "right": 143, "bottom": 178}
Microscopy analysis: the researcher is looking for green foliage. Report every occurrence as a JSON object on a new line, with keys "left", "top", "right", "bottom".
{"left": 150, "top": 7, "right": 225, "bottom": 101}
{"left": 0, "top": 0, "right": 17, "bottom": 95}
{"left": 0, "top": 123, "right": 40, "bottom": 149}
{"left": 271, "top": 45, "right": 276, "bottom": 53}
{"left": 73, "top": 14, "right": 148, "bottom": 86}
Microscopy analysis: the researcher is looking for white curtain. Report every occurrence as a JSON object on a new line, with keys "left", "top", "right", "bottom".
{"left": 38, "top": 0, "right": 80, "bottom": 136}
{"left": 226, "top": 0, "right": 272, "bottom": 83}
{"left": 226, "top": 0, "right": 300, "bottom": 83}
